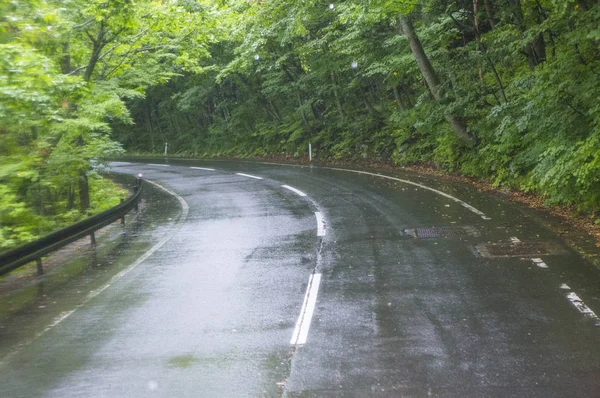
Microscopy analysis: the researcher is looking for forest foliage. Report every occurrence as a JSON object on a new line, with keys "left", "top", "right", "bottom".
{"left": 1, "top": 0, "right": 599, "bottom": 249}
{"left": 0, "top": 0, "right": 218, "bottom": 249}
{"left": 116, "top": 0, "right": 599, "bottom": 214}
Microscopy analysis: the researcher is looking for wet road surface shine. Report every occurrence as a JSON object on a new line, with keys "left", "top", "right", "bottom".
{"left": 1, "top": 160, "right": 600, "bottom": 397}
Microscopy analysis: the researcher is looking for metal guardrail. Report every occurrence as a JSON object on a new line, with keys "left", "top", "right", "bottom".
{"left": 0, "top": 177, "right": 143, "bottom": 277}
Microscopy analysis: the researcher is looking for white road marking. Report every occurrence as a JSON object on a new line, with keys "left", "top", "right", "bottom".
{"left": 109, "top": 162, "right": 133, "bottom": 166}
{"left": 510, "top": 237, "right": 521, "bottom": 243}
{"left": 566, "top": 292, "right": 600, "bottom": 326}
{"left": 147, "top": 163, "right": 170, "bottom": 167}
{"left": 461, "top": 202, "right": 486, "bottom": 217}
{"left": 531, "top": 258, "right": 548, "bottom": 268}
{"left": 315, "top": 212, "right": 326, "bottom": 237}
{"left": 560, "top": 283, "right": 571, "bottom": 290}
{"left": 282, "top": 185, "right": 307, "bottom": 197}
{"left": 290, "top": 273, "right": 322, "bottom": 346}
{"left": 236, "top": 172, "right": 263, "bottom": 180}
{"left": 324, "top": 167, "right": 490, "bottom": 220}
{"left": 190, "top": 167, "right": 215, "bottom": 171}
{"left": 135, "top": 160, "right": 490, "bottom": 220}
{"left": 1, "top": 178, "right": 189, "bottom": 364}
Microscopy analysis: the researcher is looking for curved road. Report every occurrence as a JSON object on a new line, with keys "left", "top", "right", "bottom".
{"left": 1, "top": 159, "right": 600, "bottom": 397}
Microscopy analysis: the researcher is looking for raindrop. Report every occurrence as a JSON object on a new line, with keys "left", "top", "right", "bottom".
{"left": 147, "top": 380, "right": 158, "bottom": 391}
{"left": 351, "top": 61, "right": 358, "bottom": 69}
{"left": 329, "top": 4, "right": 334, "bottom": 10}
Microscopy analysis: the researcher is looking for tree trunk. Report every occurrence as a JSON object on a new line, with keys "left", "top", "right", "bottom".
{"left": 399, "top": 16, "right": 475, "bottom": 145}
{"left": 83, "top": 22, "right": 106, "bottom": 82}
{"left": 83, "top": 42, "right": 102, "bottom": 83}
{"left": 510, "top": 0, "right": 546, "bottom": 69}
{"left": 523, "top": 34, "right": 546, "bottom": 69}
{"left": 60, "top": 42, "right": 72, "bottom": 74}
{"left": 297, "top": 91, "right": 311, "bottom": 131}
{"left": 76, "top": 24, "right": 107, "bottom": 213}
{"left": 392, "top": 85, "right": 405, "bottom": 111}
{"left": 67, "top": 185, "right": 74, "bottom": 210}
{"left": 78, "top": 171, "right": 90, "bottom": 212}
{"left": 399, "top": 17, "right": 442, "bottom": 99}
{"left": 331, "top": 72, "right": 345, "bottom": 120}
{"left": 146, "top": 106, "right": 156, "bottom": 153}
{"left": 483, "top": 0, "right": 495, "bottom": 29}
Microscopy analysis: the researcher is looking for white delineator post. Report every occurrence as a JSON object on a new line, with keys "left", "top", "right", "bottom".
{"left": 164, "top": 141, "right": 168, "bottom": 157}
{"left": 309, "top": 143, "right": 312, "bottom": 162}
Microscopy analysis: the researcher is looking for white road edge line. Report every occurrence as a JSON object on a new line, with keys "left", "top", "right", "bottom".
{"left": 1, "top": 178, "right": 189, "bottom": 364}
{"left": 290, "top": 273, "right": 322, "bottom": 346}
{"left": 531, "top": 257, "right": 548, "bottom": 269}
{"left": 147, "top": 163, "right": 170, "bottom": 167}
{"left": 282, "top": 185, "right": 307, "bottom": 197}
{"left": 190, "top": 167, "right": 215, "bottom": 171}
{"left": 324, "top": 167, "right": 490, "bottom": 220}
{"left": 236, "top": 172, "right": 263, "bottom": 180}
{"left": 566, "top": 292, "right": 600, "bottom": 326}
{"left": 315, "top": 212, "right": 326, "bottom": 237}
{"left": 560, "top": 283, "right": 571, "bottom": 290}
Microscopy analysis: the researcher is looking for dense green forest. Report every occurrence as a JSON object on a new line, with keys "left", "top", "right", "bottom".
{"left": 1, "top": 0, "right": 599, "bottom": 250}
{"left": 117, "top": 0, "right": 599, "bottom": 209}
{"left": 0, "top": 0, "right": 217, "bottom": 249}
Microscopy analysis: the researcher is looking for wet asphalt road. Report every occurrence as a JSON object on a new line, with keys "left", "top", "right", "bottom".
{"left": 1, "top": 159, "right": 600, "bottom": 397}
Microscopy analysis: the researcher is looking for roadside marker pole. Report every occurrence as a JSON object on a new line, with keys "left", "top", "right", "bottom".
{"left": 309, "top": 143, "right": 312, "bottom": 162}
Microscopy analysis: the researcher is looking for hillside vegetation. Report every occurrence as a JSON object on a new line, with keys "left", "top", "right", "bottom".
{"left": 117, "top": 0, "right": 599, "bottom": 212}
{"left": 1, "top": 0, "right": 599, "bottom": 249}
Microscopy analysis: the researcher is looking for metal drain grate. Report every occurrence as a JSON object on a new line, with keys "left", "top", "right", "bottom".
{"left": 474, "top": 241, "right": 562, "bottom": 258}
{"left": 405, "top": 226, "right": 480, "bottom": 239}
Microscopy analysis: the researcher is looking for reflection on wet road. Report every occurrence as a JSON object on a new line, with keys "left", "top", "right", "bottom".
{"left": 1, "top": 159, "right": 600, "bottom": 397}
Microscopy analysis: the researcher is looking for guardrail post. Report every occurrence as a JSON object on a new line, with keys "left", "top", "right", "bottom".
{"left": 36, "top": 259, "right": 43, "bottom": 275}
{"left": 120, "top": 198, "right": 125, "bottom": 224}
{"left": 134, "top": 176, "right": 141, "bottom": 211}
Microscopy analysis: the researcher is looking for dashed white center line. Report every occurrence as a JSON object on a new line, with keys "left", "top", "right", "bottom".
{"left": 147, "top": 163, "right": 170, "bottom": 167}
{"left": 510, "top": 237, "right": 521, "bottom": 244}
{"left": 531, "top": 258, "right": 548, "bottom": 268}
{"left": 190, "top": 167, "right": 215, "bottom": 171}
{"left": 282, "top": 185, "right": 306, "bottom": 197}
{"left": 291, "top": 273, "right": 322, "bottom": 346}
{"left": 315, "top": 212, "right": 326, "bottom": 237}
{"left": 566, "top": 292, "right": 600, "bottom": 326}
{"left": 560, "top": 283, "right": 571, "bottom": 290}
{"left": 235, "top": 173, "right": 263, "bottom": 180}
